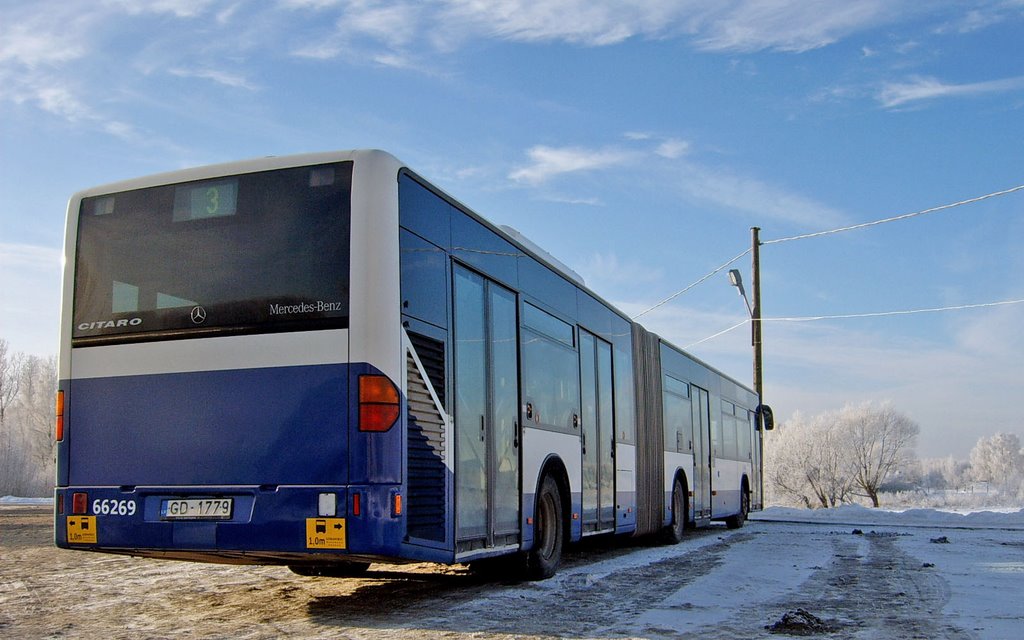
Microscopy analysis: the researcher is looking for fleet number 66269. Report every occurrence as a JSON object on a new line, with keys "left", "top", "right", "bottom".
{"left": 92, "top": 499, "right": 137, "bottom": 516}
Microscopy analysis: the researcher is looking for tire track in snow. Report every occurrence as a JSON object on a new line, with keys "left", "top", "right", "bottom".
{"left": 407, "top": 528, "right": 754, "bottom": 637}
{"left": 763, "top": 532, "right": 973, "bottom": 640}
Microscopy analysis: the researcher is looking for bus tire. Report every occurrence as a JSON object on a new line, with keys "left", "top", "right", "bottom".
{"left": 661, "top": 477, "right": 688, "bottom": 544}
{"left": 725, "top": 483, "right": 749, "bottom": 530}
{"left": 288, "top": 561, "right": 371, "bottom": 577}
{"left": 526, "top": 474, "right": 564, "bottom": 580}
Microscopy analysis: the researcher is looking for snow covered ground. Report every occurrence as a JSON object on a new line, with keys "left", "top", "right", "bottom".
{"left": 2, "top": 502, "right": 1022, "bottom": 638}
{"left": 755, "top": 503, "right": 1024, "bottom": 529}
{"left": 0, "top": 496, "right": 52, "bottom": 505}
{"left": 749, "top": 507, "right": 1024, "bottom": 638}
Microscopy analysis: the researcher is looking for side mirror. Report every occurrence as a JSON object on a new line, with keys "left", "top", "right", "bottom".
{"left": 757, "top": 404, "right": 774, "bottom": 431}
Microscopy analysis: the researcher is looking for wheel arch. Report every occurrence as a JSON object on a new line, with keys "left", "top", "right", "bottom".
{"left": 534, "top": 453, "right": 572, "bottom": 546}
{"left": 673, "top": 467, "right": 691, "bottom": 525}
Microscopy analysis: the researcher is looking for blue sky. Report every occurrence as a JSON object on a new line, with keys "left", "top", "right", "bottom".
{"left": 2, "top": 0, "right": 1023, "bottom": 458}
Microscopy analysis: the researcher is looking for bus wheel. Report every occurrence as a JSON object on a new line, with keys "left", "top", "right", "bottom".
{"left": 526, "top": 474, "right": 564, "bottom": 580}
{"left": 288, "top": 561, "right": 371, "bottom": 577}
{"left": 725, "top": 485, "right": 749, "bottom": 530}
{"left": 661, "top": 477, "right": 688, "bottom": 544}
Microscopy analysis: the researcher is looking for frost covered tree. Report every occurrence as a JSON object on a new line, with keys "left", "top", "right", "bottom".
{"left": 15, "top": 355, "right": 58, "bottom": 472}
{"left": 919, "top": 456, "right": 971, "bottom": 492}
{"left": 969, "top": 433, "right": 1024, "bottom": 492}
{"left": 841, "top": 402, "right": 919, "bottom": 508}
{"left": 0, "top": 339, "right": 57, "bottom": 497}
{"left": 765, "top": 402, "right": 919, "bottom": 509}
{"left": 0, "top": 339, "right": 22, "bottom": 425}
{"left": 765, "top": 411, "right": 853, "bottom": 508}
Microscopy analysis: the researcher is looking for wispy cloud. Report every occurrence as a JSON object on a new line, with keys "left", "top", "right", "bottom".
{"left": 439, "top": 0, "right": 901, "bottom": 52}
{"left": 282, "top": 0, "right": 931, "bottom": 64}
{"left": 102, "top": 0, "right": 217, "bottom": 18}
{"left": 168, "top": 67, "right": 258, "bottom": 90}
{"left": 0, "top": 243, "right": 62, "bottom": 270}
{"left": 1, "top": 70, "right": 142, "bottom": 141}
{"left": 509, "top": 145, "right": 637, "bottom": 185}
{"left": 878, "top": 74, "right": 1024, "bottom": 108}
{"left": 933, "top": 7, "right": 1013, "bottom": 35}
{"left": 676, "top": 163, "right": 848, "bottom": 228}
{"left": 277, "top": 0, "right": 343, "bottom": 9}
{"left": 508, "top": 135, "right": 845, "bottom": 227}
{"left": 577, "top": 253, "right": 665, "bottom": 290}
{"left": 656, "top": 138, "right": 690, "bottom": 159}
{"left": 0, "top": 21, "right": 86, "bottom": 67}
{"left": 693, "top": 0, "right": 896, "bottom": 53}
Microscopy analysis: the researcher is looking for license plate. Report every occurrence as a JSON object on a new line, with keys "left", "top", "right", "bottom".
{"left": 160, "top": 498, "right": 233, "bottom": 520}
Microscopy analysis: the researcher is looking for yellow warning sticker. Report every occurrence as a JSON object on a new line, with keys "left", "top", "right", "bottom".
{"left": 67, "top": 516, "right": 97, "bottom": 544}
{"left": 305, "top": 518, "right": 346, "bottom": 549}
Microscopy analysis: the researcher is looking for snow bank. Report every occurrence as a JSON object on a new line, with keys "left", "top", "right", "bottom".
{"left": 752, "top": 504, "right": 1024, "bottom": 529}
{"left": 0, "top": 496, "right": 53, "bottom": 505}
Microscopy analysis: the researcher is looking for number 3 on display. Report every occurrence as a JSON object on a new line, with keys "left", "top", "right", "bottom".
{"left": 206, "top": 187, "right": 220, "bottom": 215}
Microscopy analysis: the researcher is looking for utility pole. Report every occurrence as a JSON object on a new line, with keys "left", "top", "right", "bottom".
{"left": 751, "top": 227, "right": 763, "bottom": 402}
{"left": 751, "top": 226, "right": 766, "bottom": 510}
{"left": 729, "top": 230, "right": 769, "bottom": 507}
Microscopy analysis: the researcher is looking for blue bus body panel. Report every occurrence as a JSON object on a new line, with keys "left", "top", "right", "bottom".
{"left": 67, "top": 364, "right": 348, "bottom": 487}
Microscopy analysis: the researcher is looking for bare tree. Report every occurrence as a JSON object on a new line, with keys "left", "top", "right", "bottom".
{"left": 969, "top": 432, "right": 1023, "bottom": 492}
{"left": 841, "top": 402, "right": 919, "bottom": 507}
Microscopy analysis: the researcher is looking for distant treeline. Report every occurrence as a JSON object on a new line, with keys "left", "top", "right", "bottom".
{"left": 1, "top": 338, "right": 56, "bottom": 497}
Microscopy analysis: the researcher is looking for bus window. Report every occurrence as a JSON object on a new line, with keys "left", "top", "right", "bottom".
{"left": 73, "top": 162, "right": 352, "bottom": 343}
{"left": 739, "top": 410, "right": 753, "bottom": 461}
{"left": 522, "top": 304, "right": 579, "bottom": 432}
{"left": 663, "top": 376, "right": 692, "bottom": 452}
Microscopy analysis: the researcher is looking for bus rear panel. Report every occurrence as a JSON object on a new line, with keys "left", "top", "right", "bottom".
{"left": 56, "top": 157, "right": 408, "bottom": 564}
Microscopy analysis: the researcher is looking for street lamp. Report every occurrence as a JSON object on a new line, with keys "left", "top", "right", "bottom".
{"left": 728, "top": 268, "right": 753, "bottom": 317}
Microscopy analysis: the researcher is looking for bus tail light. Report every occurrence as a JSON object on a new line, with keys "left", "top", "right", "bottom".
{"left": 72, "top": 492, "right": 88, "bottom": 515}
{"left": 358, "top": 375, "right": 399, "bottom": 432}
{"left": 55, "top": 391, "right": 65, "bottom": 442}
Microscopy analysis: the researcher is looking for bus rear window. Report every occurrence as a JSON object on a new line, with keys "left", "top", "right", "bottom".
{"left": 73, "top": 162, "right": 352, "bottom": 344}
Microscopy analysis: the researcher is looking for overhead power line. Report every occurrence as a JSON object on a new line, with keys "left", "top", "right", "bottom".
{"left": 684, "top": 319, "right": 749, "bottom": 349}
{"left": 683, "top": 297, "right": 1024, "bottom": 349}
{"left": 764, "top": 182, "right": 1024, "bottom": 245}
{"left": 631, "top": 247, "right": 750, "bottom": 319}
{"left": 763, "top": 298, "right": 1024, "bottom": 322}
{"left": 638, "top": 181, "right": 1024, "bottom": 320}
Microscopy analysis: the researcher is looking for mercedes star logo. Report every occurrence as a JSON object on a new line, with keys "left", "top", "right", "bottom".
{"left": 190, "top": 306, "right": 207, "bottom": 324}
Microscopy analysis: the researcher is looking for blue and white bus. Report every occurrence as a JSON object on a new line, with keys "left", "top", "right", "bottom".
{"left": 55, "top": 150, "right": 772, "bottom": 579}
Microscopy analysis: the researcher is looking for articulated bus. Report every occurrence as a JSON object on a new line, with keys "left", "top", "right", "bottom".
{"left": 55, "top": 150, "right": 772, "bottom": 579}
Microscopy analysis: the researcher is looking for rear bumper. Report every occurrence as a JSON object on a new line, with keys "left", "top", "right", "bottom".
{"left": 54, "top": 484, "right": 406, "bottom": 564}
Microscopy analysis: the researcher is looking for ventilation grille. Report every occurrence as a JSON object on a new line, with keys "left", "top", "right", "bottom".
{"left": 408, "top": 332, "right": 446, "bottom": 409}
{"left": 406, "top": 347, "right": 447, "bottom": 543}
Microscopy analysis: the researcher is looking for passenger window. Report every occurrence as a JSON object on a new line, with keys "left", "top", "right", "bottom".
{"left": 522, "top": 305, "right": 579, "bottom": 432}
